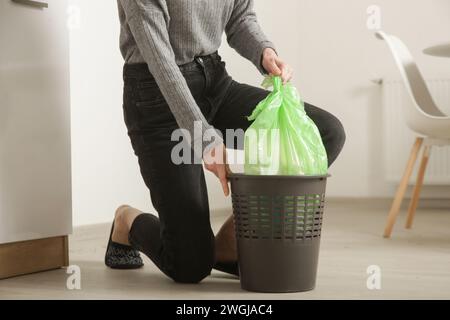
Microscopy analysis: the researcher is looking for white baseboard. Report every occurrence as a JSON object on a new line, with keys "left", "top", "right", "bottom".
{"left": 213, "top": 198, "right": 450, "bottom": 214}
{"left": 326, "top": 197, "right": 450, "bottom": 210}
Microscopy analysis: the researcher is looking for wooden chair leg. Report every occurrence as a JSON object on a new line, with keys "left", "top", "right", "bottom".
{"left": 405, "top": 146, "right": 431, "bottom": 229}
{"left": 383, "top": 137, "right": 423, "bottom": 238}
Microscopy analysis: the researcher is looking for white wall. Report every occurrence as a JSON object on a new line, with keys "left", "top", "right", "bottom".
{"left": 222, "top": 0, "right": 450, "bottom": 199}
{"left": 70, "top": 0, "right": 450, "bottom": 226}
{"left": 69, "top": 0, "right": 150, "bottom": 226}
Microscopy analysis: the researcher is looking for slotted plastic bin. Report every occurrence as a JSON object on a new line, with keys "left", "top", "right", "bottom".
{"left": 229, "top": 174, "right": 329, "bottom": 293}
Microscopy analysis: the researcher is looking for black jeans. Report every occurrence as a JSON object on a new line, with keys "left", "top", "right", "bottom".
{"left": 122, "top": 52, "right": 346, "bottom": 283}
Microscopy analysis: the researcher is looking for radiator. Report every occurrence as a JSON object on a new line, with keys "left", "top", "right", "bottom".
{"left": 382, "top": 78, "right": 450, "bottom": 185}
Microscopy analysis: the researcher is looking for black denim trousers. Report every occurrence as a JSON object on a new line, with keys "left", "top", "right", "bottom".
{"left": 122, "top": 52, "right": 346, "bottom": 283}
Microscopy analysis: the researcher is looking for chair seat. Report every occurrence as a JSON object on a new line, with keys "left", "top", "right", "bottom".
{"left": 408, "top": 116, "right": 450, "bottom": 140}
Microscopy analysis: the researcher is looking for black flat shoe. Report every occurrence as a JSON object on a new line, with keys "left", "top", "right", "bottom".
{"left": 104, "top": 221, "right": 144, "bottom": 269}
{"left": 213, "top": 261, "right": 239, "bottom": 277}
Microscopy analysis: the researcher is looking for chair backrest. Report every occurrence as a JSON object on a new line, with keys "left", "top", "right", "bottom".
{"left": 376, "top": 31, "right": 446, "bottom": 118}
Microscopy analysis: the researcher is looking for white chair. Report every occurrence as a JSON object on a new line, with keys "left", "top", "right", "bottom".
{"left": 376, "top": 31, "right": 450, "bottom": 238}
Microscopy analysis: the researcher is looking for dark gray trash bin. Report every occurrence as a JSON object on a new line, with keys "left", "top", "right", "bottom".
{"left": 229, "top": 174, "right": 329, "bottom": 293}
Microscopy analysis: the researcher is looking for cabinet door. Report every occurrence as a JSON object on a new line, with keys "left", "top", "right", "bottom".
{"left": 0, "top": 0, "right": 72, "bottom": 244}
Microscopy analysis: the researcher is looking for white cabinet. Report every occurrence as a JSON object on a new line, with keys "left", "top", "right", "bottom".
{"left": 0, "top": 0, "right": 72, "bottom": 246}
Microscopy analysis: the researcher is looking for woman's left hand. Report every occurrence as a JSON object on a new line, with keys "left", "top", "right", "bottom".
{"left": 262, "top": 48, "right": 293, "bottom": 84}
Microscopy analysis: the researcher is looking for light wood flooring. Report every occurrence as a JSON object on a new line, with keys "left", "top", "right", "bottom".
{"left": 1, "top": 199, "right": 449, "bottom": 300}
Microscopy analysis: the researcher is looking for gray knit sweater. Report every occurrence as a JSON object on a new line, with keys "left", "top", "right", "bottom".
{"left": 117, "top": 0, "right": 275, "bottom": 157}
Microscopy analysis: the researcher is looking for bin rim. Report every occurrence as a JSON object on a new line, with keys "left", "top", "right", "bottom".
{"left": 228, "top": 173, "right": 331, "bottom": 180}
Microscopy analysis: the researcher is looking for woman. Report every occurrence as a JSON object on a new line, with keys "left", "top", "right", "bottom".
{"left": 105, "top": 0, "right": 346, "bottom": 283}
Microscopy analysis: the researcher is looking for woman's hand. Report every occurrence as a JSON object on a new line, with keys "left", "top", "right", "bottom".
{"left": 203, "top": 143, "right": 231, "bottom": 197}
{"left": 262, "top": 48, "right": 293, "bottom": 84}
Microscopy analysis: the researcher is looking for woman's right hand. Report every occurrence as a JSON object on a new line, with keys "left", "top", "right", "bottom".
{"left": 203, "top": 143, "right": 230, "bottom": 197}
{"left": 262, "top": 48, "right": 293, "bottom": 84}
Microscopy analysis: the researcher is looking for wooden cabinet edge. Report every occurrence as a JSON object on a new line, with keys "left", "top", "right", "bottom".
{"left": 62, "top": 235, "right": 69, "bottom": 267}
{"left": 0, "top": 235, "right": 70, "bottom": 280}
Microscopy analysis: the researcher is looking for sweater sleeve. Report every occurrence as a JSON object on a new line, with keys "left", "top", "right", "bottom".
{"left": 118, "top": 0, "right": 223, "bottom": 159}
{"left": 225, "top": 0, "right": 277, "bottom": 74}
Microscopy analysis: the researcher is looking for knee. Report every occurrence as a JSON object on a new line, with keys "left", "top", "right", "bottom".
{"left": 332, "top": 116, "right": 346, "bottom": 151}
{"left": 170, "top": 254, "right": 214, "bottom": 284}
{"left": 324, "top": 115, "right": 346, "bottom": 166}
{"left": 169, "top": 236, "right": 215, "bottom": 284}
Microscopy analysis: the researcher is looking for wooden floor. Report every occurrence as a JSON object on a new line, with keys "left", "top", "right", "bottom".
{"left": 1, "top": 200, "right": 450, "bottom": 300}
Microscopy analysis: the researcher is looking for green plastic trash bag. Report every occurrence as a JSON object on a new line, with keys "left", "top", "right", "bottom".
{"left": 244, "top": 76, "right": 328, "bottom": 176}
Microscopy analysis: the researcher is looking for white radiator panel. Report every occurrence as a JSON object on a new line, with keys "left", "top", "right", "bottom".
{"left": 382, "top": 78, "right": 450, "bottom": 185}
